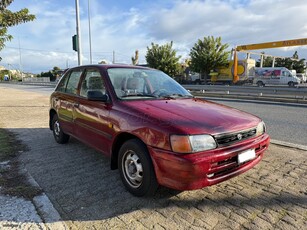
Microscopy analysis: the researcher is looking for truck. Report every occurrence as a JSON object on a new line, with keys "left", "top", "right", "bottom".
{"left": 253, "top": 67, "right": 301, "bottom": 87}
{"left": 209, "top": 59, "right": 256, "bottom": 85}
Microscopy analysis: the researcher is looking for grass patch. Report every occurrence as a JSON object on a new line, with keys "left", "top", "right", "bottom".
{"left": 0, "top": 128, "right": 42, "bottom": 200}
{"left": 0, "top": 131, "right": 16, "bottom": 160}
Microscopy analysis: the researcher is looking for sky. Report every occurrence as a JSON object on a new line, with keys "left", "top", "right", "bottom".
{"left": 1, "top": 0, "right": 307, "bottom": 73}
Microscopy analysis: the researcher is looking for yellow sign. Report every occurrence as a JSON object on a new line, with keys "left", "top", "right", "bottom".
{"left": 237, "top": 38, "right": 307, "bottom": 51}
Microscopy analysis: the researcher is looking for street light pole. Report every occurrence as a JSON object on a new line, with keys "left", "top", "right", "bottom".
{"left": 75, "top": 0, "right": 82, "bottom": 65}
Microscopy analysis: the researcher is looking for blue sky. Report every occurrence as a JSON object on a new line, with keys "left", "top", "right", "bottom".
{"left": 2, "top": 0, "right": 307, "bottom": 73}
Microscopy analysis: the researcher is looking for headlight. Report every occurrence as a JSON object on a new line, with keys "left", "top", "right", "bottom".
{"left": 170, "top": 134, "right": 217, "bottom": 153}
{"left": 256, "top": 121, "right": 266, "bottom": 136}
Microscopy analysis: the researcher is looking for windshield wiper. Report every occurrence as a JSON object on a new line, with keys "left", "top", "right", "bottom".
{"left": 159, "top": 94, "right": 193, "bottom": 99}
{"left": 121, "top": 93, "right": 157, "bottom": 98}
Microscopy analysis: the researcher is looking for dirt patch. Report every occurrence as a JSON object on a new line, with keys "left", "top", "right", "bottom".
{"left": 0, "top": 128, "right": 42, "bottom": 200}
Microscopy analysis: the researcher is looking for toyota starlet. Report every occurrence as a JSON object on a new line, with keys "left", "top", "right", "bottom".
{"left": 49, "top": 64, "right": 270, "bottom": 196}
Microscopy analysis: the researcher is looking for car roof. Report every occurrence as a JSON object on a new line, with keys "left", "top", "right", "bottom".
{"left": 67, "top": 64, "right": 152, "bottom": 71}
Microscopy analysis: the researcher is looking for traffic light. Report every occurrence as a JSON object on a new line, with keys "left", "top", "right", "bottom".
{"left": 72, "top": 35, "right": 78, "bottom": 51}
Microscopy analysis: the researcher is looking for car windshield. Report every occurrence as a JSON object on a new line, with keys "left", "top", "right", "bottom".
{"left": 107, "top": 68, "right": 193, "bottom": 100}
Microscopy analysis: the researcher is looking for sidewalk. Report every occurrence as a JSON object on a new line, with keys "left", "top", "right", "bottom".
{"left": 0, "top": 85, "right": 306, "bottom": 229}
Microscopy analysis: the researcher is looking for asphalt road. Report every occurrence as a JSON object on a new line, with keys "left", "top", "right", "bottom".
{"left": 1, "top": 83, "right": 306, "bottom": 147}
{"left": 207, "top": 98, "right": 307, "bottom": 147}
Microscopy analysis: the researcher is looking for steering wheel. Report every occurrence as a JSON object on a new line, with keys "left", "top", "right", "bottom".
{"left": 152, "top": 89, "right": 168, "bottom": 97}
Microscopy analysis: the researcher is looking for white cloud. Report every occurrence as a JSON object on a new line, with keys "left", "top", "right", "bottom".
{"left": 2, "top": 0, "right": 307, "bottom": 73}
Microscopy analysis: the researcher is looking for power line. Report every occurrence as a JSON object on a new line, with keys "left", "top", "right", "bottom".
{"left": 4, "top": 46, "right": 74, "bottom": 54}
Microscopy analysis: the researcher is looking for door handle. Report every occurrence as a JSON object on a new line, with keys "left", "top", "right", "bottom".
{"left": 73, "top": 103, "right": 80, "bottom": 108}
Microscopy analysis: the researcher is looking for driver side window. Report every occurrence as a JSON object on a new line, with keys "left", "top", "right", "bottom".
{"left": 80, "top": 69, "right": 105, "bottom": 98}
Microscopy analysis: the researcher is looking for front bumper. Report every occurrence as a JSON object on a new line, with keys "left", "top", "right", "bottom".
{"left": 149, "top": 133, "right": 270, "bottom": 191}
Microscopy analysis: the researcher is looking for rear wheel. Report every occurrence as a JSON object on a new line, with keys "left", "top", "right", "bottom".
{"left": 118, "top": 139, "right": 158, "bottom": 197}
{"left": 288, "top": 81, "right": 295, "bottom": 87}
{"left": 256, "top": 81, "right": 264, "bottom": 87}
{"left": 52, "top": 114, "right": 70, "bottom": 144}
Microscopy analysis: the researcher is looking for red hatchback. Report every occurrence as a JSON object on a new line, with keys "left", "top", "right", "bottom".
{"left": 49, "top": 64, "right": 270, "bottom": 196}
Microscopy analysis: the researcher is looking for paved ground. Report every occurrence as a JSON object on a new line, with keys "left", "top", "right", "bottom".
{"left": 0, "top": 85, "right": 306, "bottom": 229}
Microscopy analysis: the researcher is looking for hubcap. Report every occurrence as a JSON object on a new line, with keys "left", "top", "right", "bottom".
{"left": 122, "top": 150, "right": 143, "bottom": 188}
{"left": 54, "top": 120, "right": 61, "bottom": 137}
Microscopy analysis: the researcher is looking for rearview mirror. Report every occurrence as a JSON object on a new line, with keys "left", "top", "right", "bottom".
{"left": 87, "top": 90, "right": 109, "bottom": 102}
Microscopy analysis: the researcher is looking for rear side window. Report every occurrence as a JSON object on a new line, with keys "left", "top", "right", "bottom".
{"left": 56, "top": 74, "right": 69, "bottom": 92}
{"left": 65, "top": 70, "right": 83, "bottom": 95}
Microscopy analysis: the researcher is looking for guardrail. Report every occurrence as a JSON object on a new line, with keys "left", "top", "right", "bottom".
{"left": 2, "top": 81, "right": 307, "bottom": 103}
{"left": 183, "top": 84, "right": 307, "bottom": 103}
{"left": 0, "top": 81, "right": 57, "bottom": 87}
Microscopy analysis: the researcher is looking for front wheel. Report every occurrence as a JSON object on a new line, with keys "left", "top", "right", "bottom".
{"left": 52, "top": 114, "right": 70, "bottom": 144}
{"left": 256, "top": 81, "right": 264, "bottom": 87}
{"left": 118, "top": 139, "right": 158, "bottom": 197}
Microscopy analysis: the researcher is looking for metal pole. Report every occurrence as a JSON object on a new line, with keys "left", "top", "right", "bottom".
{"left": 260, "top": 55, "right": 264, "bottom": 68}
{"left": 75, "top": 0, "right": 82, "bottom": 65}
{"left": 88, "top": 0, "right": 92, "bottom": 64}
{"left": 18, "top": 37, "right": 22, "bottom": 75}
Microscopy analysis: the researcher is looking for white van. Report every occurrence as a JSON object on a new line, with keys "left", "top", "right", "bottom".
{"left": 253, "top": 67, "right": 301, "bottom": 87}
{"left": 296, "top": 73, "right": 306, "bottom": 83}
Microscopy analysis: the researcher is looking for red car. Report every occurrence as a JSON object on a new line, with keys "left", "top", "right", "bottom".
{"left": 49, "top": 64, "right": 270, "bottom": 196}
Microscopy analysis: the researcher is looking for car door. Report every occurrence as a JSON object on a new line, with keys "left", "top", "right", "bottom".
{"left": 55, "top": 68, "right": 83, "bottom": 135}
{"left": 269, "top": 69, "right": 281, "bottom": 85}
{"left": 74, "top": 68, "right": 113, "bottom": 156}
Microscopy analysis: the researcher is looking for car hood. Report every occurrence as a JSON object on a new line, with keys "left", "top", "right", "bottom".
{"left": 120, "top": 98, "right": 261, "bottom": 135}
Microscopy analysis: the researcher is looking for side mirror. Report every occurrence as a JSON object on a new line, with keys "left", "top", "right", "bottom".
{"left": 87, "top": 90, "right": 109, "bottom": 102}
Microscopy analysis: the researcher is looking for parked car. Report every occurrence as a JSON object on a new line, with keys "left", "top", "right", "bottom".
{"left": 49, "top": 64, "right": 270, "bottom": 197}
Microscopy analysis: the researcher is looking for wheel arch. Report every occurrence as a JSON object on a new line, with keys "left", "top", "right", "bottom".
{"left": 49, "top": 109, "right": 57, "bottom": 130}
{"left": 110, "top": 132, "right": 146, "bottom": 170}
{"left": 256, "top": 80, "right": 264, "bottom": 87}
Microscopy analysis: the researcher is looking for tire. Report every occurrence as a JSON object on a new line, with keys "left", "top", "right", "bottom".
{"left": 256, "top": 81, "right": 264, "bottom": 87}
{"left": 52, "top": 114, "right": 70, "bottom": 144}
{"left": 288, "top": 82, "right": 295, "bottom": 87}
{"left": 118, "top": 139, "right": 158, "bottom": 197}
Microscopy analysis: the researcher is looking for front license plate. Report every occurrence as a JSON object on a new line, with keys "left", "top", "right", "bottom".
{"left": 238, "top": 149, "right": 256, "bottom": 164}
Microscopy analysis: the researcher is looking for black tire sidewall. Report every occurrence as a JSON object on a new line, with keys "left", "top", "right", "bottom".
{"left": 52, "top": 114, "right": 69, "bottom": 144}
{"left": 118, "top": 139, "right": 158, "bottom": 197}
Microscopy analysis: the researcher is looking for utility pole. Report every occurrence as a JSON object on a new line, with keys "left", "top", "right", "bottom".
{"left": 88, "top": 0, "right": 92, "bottom": 64}
{"left": 18, "top": 37, "right": 22, "bottom": 77}
{"left": 75, "top": 0, "right": 82, "bottom": 65}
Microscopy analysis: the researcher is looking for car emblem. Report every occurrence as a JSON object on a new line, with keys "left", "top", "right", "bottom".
{"left": 237, "top": 134, "right": 243, "bottom": 140}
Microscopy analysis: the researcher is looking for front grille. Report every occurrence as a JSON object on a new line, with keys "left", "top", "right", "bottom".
{"left": 215, "top": 128, "right": 256, "bottom": 146}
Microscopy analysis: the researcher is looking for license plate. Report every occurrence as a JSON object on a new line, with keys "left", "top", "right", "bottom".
{"left": 238, "top": 149, "right": 256, "bottom": 164}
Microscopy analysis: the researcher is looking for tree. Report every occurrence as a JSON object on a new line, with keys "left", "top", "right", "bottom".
{"left": 189, "top": 36, "right": 230, "bottom": 83}
{"left": 37, "top": 71, "right": 53, "bottom": 79}
{"left": 51, "top": 66, "right": 61, "bottom": 81}
{"left": 292, "top": 58, "right": 305, "bottom": 73}
{"left": 145, "top": 41, "right": 181, "bottom": 77}
{"left": 256, "top": 52, "right": 274, "bottom": 67}
{"left": 275, "top": 51, "right": 306, "bottom": 73}
{"left": 0, "top": 0, "right": 35, "bottom": 56}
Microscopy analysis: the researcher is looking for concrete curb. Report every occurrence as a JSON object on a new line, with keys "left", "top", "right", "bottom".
{"left": 193, "top": 93, "right": 307, "bottom": 105}
{"left": 271, "top": 139, "right": 307, "bottom": 151}
{"left": 25, "top": 170, "right": 69, "bottom": 229}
